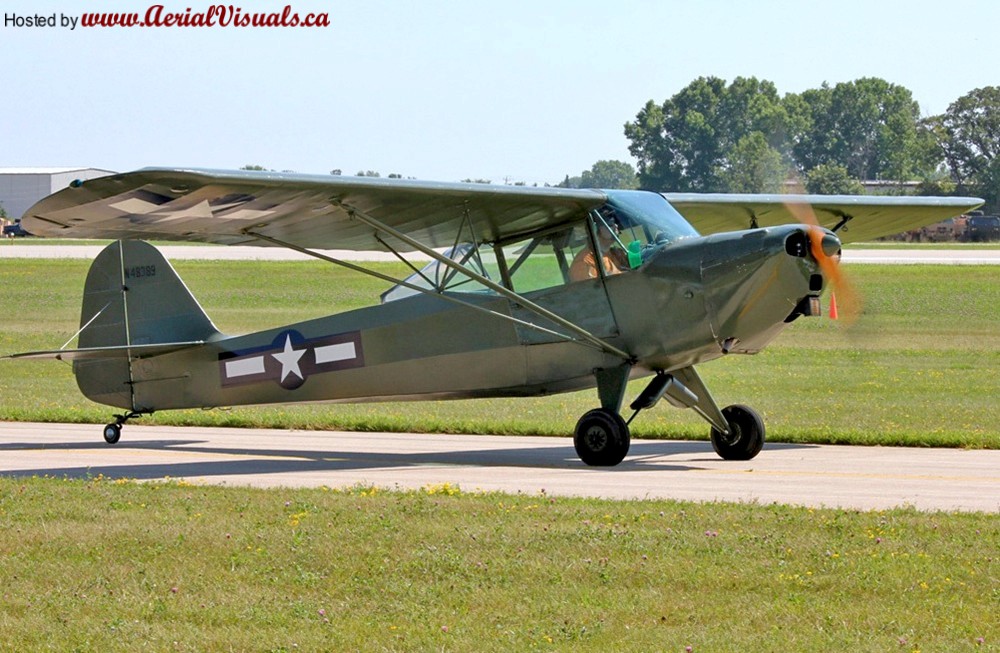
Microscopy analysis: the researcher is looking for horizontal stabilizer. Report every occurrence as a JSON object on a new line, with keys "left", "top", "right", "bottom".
{"left": 7, "top": 341, "right": 206, "bottom": 361}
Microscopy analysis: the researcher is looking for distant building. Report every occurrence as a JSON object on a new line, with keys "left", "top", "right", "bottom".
{"left": 859, "top": 180, "right": 921, "bottom": 194}
{"left": 782, "top": 179, "right": 921, "bottom": 195}
{"left": 0, "top": 167, "right": 116, "bottom": 220}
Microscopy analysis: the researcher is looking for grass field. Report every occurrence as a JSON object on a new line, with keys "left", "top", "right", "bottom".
{"left": 0, "top": 258, "right": 997, "bottom": 449}
{"left": 1, "top": 476, "right": 996, "bottom": 652}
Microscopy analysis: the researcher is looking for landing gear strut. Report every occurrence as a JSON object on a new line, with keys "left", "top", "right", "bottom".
{"left": 102, "top": 411, "right": 145, "bottom": 445}
{"left": 574, "top": 365, "right": 766, "bottom": 466}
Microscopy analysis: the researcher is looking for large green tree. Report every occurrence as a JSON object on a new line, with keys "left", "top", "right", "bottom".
{"left": 563, "top": 160, "right": 639, "bottom": 189}
{"left": 787, "top": 78, "right": 926, "bottom": 182}
{"left": 719, "top": 132, "right": 788, "bottom": 193}
{"left": 803, "top": 163, "right": 865, "bottom": 195}
{"left": 625, "top": 76, "right": 945, "bottom": 193}
{"left": 624, "top": 76, "right": 792, "bottom": 192}
{"left": 927, "top": 86, "right": 1000, "bottom": 209}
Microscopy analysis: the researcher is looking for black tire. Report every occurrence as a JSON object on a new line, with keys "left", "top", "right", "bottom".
{"left": 103, "top": 423, "right": 122, "bottom": 445}
{"left": 574, "top": 408, "right": 630, "bottom": 467}
{"left": 710, "top": 404, "right": 764, "bottom": 461}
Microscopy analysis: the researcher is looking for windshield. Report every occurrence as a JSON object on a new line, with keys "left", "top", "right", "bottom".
{"left": 604, "top": 190, "right": 699, "bottom": 246}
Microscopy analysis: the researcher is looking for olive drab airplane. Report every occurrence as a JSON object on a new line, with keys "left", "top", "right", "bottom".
{"left": 9, "top": 169, "right": 982, "bottom": 466}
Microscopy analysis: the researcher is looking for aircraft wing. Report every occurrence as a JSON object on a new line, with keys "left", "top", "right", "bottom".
{"left": 663, "top": 193, "right": 984, "bottom": 244}
{"left": 21, "top": 168, "right": 608, "bottom": 251}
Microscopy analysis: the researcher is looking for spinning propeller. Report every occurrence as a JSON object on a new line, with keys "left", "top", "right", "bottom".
{"left": 782, "top": 194, "right": 862, "bottom": 324}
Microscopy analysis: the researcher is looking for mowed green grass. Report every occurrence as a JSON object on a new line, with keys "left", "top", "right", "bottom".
{"left": 0, "top": 258, "right": 997, "bottom": 448}
{"left": 1, "top": 476, "right": 995, "bottom": 652}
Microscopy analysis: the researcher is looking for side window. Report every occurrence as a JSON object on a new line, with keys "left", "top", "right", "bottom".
{"left": 381, "top": 243, "right": 499, "bottom": 302}
{"left": 503, "top": 224, "right": 591, "bottom": 293}
{"left": 381, "top": 220, "right": 604, "bottom": 303}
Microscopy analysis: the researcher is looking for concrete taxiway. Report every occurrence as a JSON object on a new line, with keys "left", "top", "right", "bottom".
{"left": 1, "top": 422, "right": 996, "bottom": 512}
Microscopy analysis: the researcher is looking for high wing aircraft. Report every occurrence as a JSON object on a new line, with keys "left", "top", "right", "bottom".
{"left": 9, "top": 168, "right": 982, "bottom": 466}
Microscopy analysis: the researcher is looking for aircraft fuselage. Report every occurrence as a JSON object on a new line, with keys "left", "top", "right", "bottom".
{"left": 88, "top": 225, "right": 824, "bottom": 413}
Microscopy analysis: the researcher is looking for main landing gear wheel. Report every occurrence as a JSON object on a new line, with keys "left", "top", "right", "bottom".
{"left": 710, "top": 404, "right": 765, "bottom": 461}
{"left": 103, "top": 422, "right": 122, "bottom": 445}
{"left": 574, "top": 408, "right": 630, "bottom": 467}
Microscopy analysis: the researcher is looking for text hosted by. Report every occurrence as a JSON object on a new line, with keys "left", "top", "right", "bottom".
{"left": 5, "top": 5, "right": 331, "bottom": 30}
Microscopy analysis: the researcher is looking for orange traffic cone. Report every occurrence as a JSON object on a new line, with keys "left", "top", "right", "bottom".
{"left": 829, "top": 291, "right": 839, "bottom": 320}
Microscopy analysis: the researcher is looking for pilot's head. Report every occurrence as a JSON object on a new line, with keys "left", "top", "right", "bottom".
{"left": 596, "top": 215, "right": 621, "bottom": 244}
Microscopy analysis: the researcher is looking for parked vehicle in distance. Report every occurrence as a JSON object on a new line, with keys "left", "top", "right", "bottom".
{"left": 896, "top": 211, "right": 1000, "bottom": 243}
{"left": 2, "top": 219, "right": 30, "bottom": 237}
{"left": 921, "top": 217, "right": 961, "bottom": 242}
{"left": 964, "top": 214, "right": 1000, "bottom": 242}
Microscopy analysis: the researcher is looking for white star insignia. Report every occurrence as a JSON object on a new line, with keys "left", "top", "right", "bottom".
{"left": 271, "top": 334, "right": 306, "bottom": 382}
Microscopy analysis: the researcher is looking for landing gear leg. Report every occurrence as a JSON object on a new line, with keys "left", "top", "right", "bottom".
{"left": 102, "top": 410, "right": 145, "bottom": 445}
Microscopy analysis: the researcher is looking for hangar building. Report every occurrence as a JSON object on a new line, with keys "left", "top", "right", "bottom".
{"left": 0, "top": 167, "right": 115, "bottom": 220}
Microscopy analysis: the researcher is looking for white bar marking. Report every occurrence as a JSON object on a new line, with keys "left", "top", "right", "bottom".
{"left": 314, "top": 342, "right": 356, "bottom": 364}
{"left": 225, "top": 356, "right": 266, "bottom": 378}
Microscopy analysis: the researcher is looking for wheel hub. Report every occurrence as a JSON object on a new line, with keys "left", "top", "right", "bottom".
{"left": 584, "top": 427, "right": 608, "bottom": 452}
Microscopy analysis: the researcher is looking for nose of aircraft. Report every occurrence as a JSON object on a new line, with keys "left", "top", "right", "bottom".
{"left": 695, "top": 225, "right": 834, "bottom": 354}
{"left": 783, "top": 226, "right": 841, "bottom": 264}
{"left": 816, "top": 229, "right": 841, "bottom": 259}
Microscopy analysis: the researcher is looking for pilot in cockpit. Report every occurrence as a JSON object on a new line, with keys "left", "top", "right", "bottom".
{"left": 568, "top": 212, "right": 629, "bottom": 282}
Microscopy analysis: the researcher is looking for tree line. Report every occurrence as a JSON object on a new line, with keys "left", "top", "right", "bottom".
{"left": 564, "top": 78, "right": 998, "bottom": 210}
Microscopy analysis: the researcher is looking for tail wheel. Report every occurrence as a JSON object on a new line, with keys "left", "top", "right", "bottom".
{"left": 103, "top": 423, "right": 122, "bottom": 445}
{"left": 710, "top": 404, "right": 765, "bottom": 461}
{"left": 102, "top": 410, "right": 145, "bottom": 445}
{"left": 574, "top": 408, "right": 630, "bottom": 467}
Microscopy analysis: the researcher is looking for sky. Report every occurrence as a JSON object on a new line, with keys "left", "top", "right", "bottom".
{"left": 3, "top": 0, "right": 999, "bottom": 186}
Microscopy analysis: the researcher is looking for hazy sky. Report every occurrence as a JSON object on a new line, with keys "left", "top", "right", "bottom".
{"left": 3, "top": 0, "right": 998, "bottom": 185}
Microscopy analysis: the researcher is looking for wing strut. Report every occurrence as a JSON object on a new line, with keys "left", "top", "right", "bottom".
{"left": 338, "top": 205, "right": 633, "bottom": 360}
{"left": 831, "top": 214, "right": 853, "bottom": 233}
{"left": 244, "top": 230, "right": 632, "bottom": 360}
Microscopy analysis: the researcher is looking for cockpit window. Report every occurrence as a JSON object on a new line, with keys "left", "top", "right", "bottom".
{"left": 381, "top": 224, "right": 592, "bottom": 302}
{"left": 380, "top": 243, "right": 497, "bottom": 303}
{"left": 380, "top": 192, "right": 700, "bottom": 303}
{"left": 500, "top": 224, "right": 590, "bottom": 292}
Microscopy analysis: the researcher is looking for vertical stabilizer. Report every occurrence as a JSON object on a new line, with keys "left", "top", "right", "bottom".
{"left": 74, "top": 240, "right": 220, "bottom": 408}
